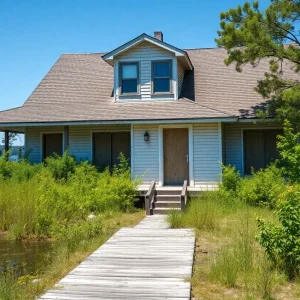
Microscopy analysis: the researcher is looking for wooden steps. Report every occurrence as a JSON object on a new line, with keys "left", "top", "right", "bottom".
{"left": 153, "top": 190, "right": 182, "bottom": 215}
{"left": 145, "top": 181, "right": 188, "bottom": 215}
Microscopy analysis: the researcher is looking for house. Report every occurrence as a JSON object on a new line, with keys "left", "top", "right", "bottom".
{"left": 0, "top": 32, "right": 284, "bottom": 193}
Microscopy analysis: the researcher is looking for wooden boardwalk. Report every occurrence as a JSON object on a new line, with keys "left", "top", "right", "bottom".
{"left": 39, "top": 215, "right": 195, "bottom": 300}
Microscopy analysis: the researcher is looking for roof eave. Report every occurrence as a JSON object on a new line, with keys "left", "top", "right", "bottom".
{"left": 0, "top": 117, "right": 238, "bottom": 128}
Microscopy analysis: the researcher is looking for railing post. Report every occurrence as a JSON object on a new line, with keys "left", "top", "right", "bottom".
{"left": 145, "top": 181, "right": 155, "bottom": 215}
{"left": 145, "top": 195, "right": 150, "bottom": 215}
{"left": 181, "top": 180, "right": 188, "bottom": 211}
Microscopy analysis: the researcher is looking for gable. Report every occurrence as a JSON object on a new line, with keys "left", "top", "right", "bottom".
{"left": 102, "top": 33, "right": 193, "bottom": 70}
{"left": 116, "top": 41, "right": 174, "bottom": 60}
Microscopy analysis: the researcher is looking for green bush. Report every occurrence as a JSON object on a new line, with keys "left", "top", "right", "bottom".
{"left": 257, "top": 185, "right": 300, "bottom": 279}
{"left": 239, "top": 165, "right": 285, "bottom": 209}
{"left": 0, "top": 151, "right": 13, "bottom": 180}
{"left": 45, "top": 150, "right": 76, "bottom": 181}
{"left": 222, "top": 164, "right": 241, "bottom": 193}
{"left": 277, "top": 120, "right": 300, "bottom": 183}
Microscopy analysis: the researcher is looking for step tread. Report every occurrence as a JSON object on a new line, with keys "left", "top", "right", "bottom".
{"left": 155, "top": 200, "right": 181, "bottom": 203}
{"left": 153, "top": 207, "right": 181, "bottom": 211}
{"left": 156, "top": 194, "right": 181, "bottom": 197}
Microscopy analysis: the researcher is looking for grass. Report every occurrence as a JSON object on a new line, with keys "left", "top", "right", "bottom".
{"left": 168, "top": 193, "right": 300, "bottom": 300}
{"left": 0, "top": 210, "right": 144, "bottom": 300}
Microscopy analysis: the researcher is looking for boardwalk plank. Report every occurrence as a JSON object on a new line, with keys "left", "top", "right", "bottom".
{"left": 39, "top": 216, "right": 195, "bottom": 300}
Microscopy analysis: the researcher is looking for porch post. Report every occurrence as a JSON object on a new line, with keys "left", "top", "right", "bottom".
{"left": 4, "top": 130, "right": 9, "bottom": 152}
{"left": 64, "top": 126, "right": 69, "bottom": 152}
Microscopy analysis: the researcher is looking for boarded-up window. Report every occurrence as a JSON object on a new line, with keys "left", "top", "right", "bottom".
{"left": 244, "top": 130, "right": 282, "bottom": 175}
{"left": 43, "top": 133, "right": 63, "bottom": 159}
{"left": 93, "top": 132, "right": 130, "bottom": 171}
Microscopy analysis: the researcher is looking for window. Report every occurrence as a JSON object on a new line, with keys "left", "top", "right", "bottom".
{"left": 120, "top": 63, "right": 138, "bottom": 94}
{"left": 244, "top": 130, "right": 282, "bottom": 175}
{"left": 152, "top": 61, "right": 172, "bottom": 93}
{"left": 93, "top": 132, "right": 130, "bottom": 171}
{"left": 43, "top": 133, "right": 63, "bottom": 159}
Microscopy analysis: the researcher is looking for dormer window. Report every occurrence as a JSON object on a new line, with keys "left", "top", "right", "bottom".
{"left": 120, "top": 62, "right": 139, "bottom": 94}
{"left": 152, "top": 60, "right": 172, "bottom": 93}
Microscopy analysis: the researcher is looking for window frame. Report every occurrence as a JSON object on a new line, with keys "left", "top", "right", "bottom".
{"left": 151, "top": 60, "right": 173, "bottom": 95}
{"left": 119, "top": 62, "right": 139, "bottom": 95}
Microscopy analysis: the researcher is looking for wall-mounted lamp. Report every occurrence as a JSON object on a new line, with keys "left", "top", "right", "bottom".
{"left": 144, "top": 131, "right": 150, "bottom": 142}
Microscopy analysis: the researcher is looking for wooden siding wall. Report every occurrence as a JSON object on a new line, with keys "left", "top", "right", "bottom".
{"left": 26, "top": 125, "right": 130, "bottom": 164}
{"left": 132, "top": 124, "right": 159, "bottom": 184}
{"left": 177, "top": 62, "right": 185, "bottom": 97}
{"left": 224, "top": 122, "right": 282, "bottom": 175}
{"left": 115, "top": 41, "right": 177, "bottom": 101}
{"left": 26, "top": 126, "right": 64, "bottom": 163}
{"left": 193, "top": 123, "right": 221, "bottom": 185}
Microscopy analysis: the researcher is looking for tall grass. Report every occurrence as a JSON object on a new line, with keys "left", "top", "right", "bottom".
{"left": 168, "top": 191, "right": 289, "bottom": 299}
{"left": 0, "top": 152, "right": 139, "bottom": 239}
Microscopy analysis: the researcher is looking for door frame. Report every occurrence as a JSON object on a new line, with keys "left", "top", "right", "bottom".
{"left": 158, "top": 124, "right": 194, "bottom": 187}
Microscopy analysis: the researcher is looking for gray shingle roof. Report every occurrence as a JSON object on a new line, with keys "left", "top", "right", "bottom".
{"left": 0, "top": 48, "right": 297, "bottom": 124}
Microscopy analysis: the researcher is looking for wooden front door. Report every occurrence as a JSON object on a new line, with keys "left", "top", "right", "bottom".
{"left": 163, "top": 128, "right": 189, "bottom": 185}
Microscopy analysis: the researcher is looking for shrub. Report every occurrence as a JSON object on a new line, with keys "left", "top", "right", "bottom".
{"left": 0, "top": 151, "right": 13, "bottom": 180}
{"left": 257, "top": 185, "right": 300, "bottom": 279}
{"left": 222, "top": 164, "right": 241, "bottom": 193}
{"left": 239, "top": 165, "right": 285, "bottom": 209}
{"left": 45, "top": 150, "right": 76, "bottom": 181}
{"left": 277, "top": 120, "right": 300, "bottom": 183}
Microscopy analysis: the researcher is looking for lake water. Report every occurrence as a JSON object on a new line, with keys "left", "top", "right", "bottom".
{"left": 0, "top": 234, "right": 55, "bottom": 276}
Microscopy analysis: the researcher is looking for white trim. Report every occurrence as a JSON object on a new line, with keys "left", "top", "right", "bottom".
{"left": 188, "top": 125, "right": 194, "bottom": 187}
{"left": 218, "top": 122, "right": 223, "bottom": 182}
{"left": 158, "top": 124, "right": 194, "bottom": 187}
{"left": 158, "top": 126, "right": 163, "bottom": 187}
{"left": 130, "top": 124, "right": 134, "bottom": 180}
{"left": 40, "top": 131, "right": 64, "bottom": 162}
{"left": 0, "top": 118, "right": 238, "bottom": 128}
{"left": 172, "top": 58, "right": 178, "bottom": 100}
{"left": 240, "top": 126, "right": 283, "bottom": 176}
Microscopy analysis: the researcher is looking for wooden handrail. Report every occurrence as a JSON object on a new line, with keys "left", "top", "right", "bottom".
{"left": 181, "top": 180, "right": 188, "bottom": 210}
{"left": 145, "top": 181, "right": 156, "bottom": 215}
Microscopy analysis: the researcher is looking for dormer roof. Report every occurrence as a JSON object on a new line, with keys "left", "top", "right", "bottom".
{"left": 102, "top": 33, "right": 193, "bottom": 70}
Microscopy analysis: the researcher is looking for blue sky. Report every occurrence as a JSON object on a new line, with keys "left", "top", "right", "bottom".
{"left": 0, "top": 0, "right": 271, "bottom": 113}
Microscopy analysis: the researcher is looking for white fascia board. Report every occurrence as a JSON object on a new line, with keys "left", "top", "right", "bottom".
{"left": 0, "top": 117, "right": 238, "bottom": 128}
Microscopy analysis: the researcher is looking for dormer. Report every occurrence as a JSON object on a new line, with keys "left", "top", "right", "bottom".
{"left": 102, "top": 32, "right": 193, "bottom": 102}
